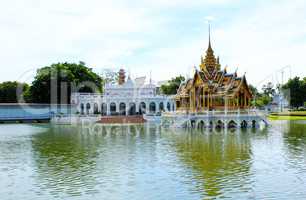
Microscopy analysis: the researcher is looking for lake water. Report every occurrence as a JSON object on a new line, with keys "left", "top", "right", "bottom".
{"left": 0, "top": 121, "right": 305, "bottom": 199}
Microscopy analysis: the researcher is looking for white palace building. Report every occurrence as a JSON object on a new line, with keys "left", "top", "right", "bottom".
{"left": 71, "top": 69, "right": 175, "bottom": 116}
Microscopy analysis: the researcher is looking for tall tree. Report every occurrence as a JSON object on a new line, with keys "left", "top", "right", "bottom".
{"left": 28, "top": 62, "right": 103, "bottom": 104}
{"left": 0, "top": 81, "right": 29, "bottom": 103}
{"left": 282, "top": 76, "right": 306, "bottom": 108}
{"left": 160, "top": 76, "right": 185, "bottom": 95}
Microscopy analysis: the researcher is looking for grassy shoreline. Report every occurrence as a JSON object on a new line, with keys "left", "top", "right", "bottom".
{"left": 269, "top": 111, "right": 306, "bottom": 120}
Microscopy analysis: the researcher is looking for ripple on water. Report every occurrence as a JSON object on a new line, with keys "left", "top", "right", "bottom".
{"left": 0, "top": 122, "right": 306, "bottom": 199}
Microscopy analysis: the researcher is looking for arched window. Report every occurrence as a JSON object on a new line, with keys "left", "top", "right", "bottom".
{"left": 110, "top": 102, "right": 116, "bottom": 115}
{"left": 119, "top": 102, "right": 126, "bottom": 115}
{"left": 80, "top": 103, "right": 84, "bottom": 114}
{"left": 159, "top": 102, "right": 164, "bottom": 112}
{"left": 129, "top": 102, "right": 136, "bottom": 115}
{"left": 94, "top": 103, "right": 99, "bottom": 114}
{"left": 149, "top": 102, "right": 156, "bottom": 113}
{"left": 86, "top": 103, "right": 91, "bottom": 114}
{"left": 139, "top": 102, "right": 146, "bottom": 114}
{"left": 101, "top": 103, "right": 107, "bottom": 116}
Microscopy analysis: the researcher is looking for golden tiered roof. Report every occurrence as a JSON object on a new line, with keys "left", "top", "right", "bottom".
{"left": 175, "top": 26, "right": 252, "bottom": 100}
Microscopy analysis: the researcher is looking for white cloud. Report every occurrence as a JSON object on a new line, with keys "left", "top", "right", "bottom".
{"left": 0, "top": 0, "right": 305, "bottom": 88}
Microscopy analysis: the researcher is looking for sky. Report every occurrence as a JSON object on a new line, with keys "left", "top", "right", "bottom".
{"left": 1, "top": 0, "right": 306, "bottom": 88}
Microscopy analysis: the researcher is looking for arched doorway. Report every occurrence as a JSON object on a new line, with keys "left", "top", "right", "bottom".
{"left": 216, "top": 120, "right": 224, "bottom": 129}
{"left": 119, "top": 102, "right": 126, "bottom": 115}
{"left": 129, "top": 103, "right": 136, "bottom": 115}
{"left": 80, "top": 103, "right": 84, "bottom": 114}
{"left": 86, "top": 103, "right": 91, "bottom": 114}
{"left": 209, "top": 121, "right": 213, "bottom": 128}
{"left": 228, "top": 120, "right": 237, "bottom": 128}
{"left": 110, "top": 102, "right": 116, "bottom": 115}
{"left": 241, "top": 120, "right": 248, "bottom": 128}
{"left": 197, "top": 120, "right": 205, "bottom": 129}
{"left": 101, "top": 103, "right": 107, "bottom": 116}
{"left": 159, "top": 102, "right": 164, "bottom": 112}
{"left": 149, "top": 102, "right": 156, "bottom": 114}
{"left": 94, "top": 103, "right": 99, "bottom": 114}
{"left": 139, "top": 102, "right": 146, "bottom": 114}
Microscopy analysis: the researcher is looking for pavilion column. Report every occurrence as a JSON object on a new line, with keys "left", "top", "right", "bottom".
{"left": 136, "top": 103, "right": 139, "bottom": 114}
{"left": 210, "top": 95, "right": 212, "bottom": 108}
{"left": 126, "top": 104, "right": 129, "bottom": 116}
{"left": 210, "top": 94, "right": 213, "bottom": 108}
{"left": 116, "top": 102, "right": 119, "bottom": 113}
{"left": 235, "top": 97, "right": 238, "bottom": 108}
{"left": 179, "top": 98, "right": 182, "bottom": 110}
{"left": 244, "top": 93, "right": 247, "bottom": 108}
{"left": 203, "top": 88, "right": 205, "bottom": 110}
{"left": 189, "top": 92, "right": 192, "bottom": 111}
{"left": 207, "top": 93, "right": 210, "bottom": 110}
{"left": 192, "top": 88, "right": 196, "bottom": 111}
{"left": 106, "top": 103, "right": 110, "bottom": 115}
{"left": 146, "top": 102, "right": 149, "bottom": 114}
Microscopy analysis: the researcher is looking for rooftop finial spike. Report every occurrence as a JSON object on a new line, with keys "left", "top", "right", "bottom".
{"left": 208, "top": 22, "right": 211, "bottom": 48}
{"left": 149, "top": 70, "right": 152, "bottom": 84}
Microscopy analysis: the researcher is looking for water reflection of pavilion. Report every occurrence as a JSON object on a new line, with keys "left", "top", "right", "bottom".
{"left": 167, "top": 129, "right": 254, "bottom": 198}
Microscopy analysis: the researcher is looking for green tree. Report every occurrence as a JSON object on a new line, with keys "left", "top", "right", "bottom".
{"left": 28, "top": 62, "right": 103, "bottom": 104}
{"left": 0, "top": 81, "right": 29, "bottom": 103}
{"left": 282, "top": 76, "right": 306, "bottom": 108}
{"left": 249, "top": 84, "right": 272, "bottom": 108}
{"left": 160, "top": 76, "right": 185, "bottom": 95}
{"left": 248, "top": 84, "right": 259, "bottom": 96}
{"left": 262, "top": 82, "right": 275, "bottom": 97}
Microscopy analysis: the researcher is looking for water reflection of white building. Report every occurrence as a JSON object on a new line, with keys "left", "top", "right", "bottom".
{"left": 71, "top": 70, "right": 175, "bottom": 116}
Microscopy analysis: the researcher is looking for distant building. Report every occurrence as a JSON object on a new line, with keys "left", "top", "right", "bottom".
{"left": 71, "top": 69, "right": 175, "bottom": 115}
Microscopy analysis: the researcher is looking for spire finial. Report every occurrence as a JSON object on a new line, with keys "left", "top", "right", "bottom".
{"left": 208, "top": 22, "right": 211, "bottom": 48}
{"left": 149, "top": 70, "right": 152, "bottom": 84}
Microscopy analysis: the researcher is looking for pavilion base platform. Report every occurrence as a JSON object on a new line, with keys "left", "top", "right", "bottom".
{"left": 98, "top": 115, "right": 147, "bottom": 124}
{"left": 161, "top": 110, "right": 269, "bottom": 129}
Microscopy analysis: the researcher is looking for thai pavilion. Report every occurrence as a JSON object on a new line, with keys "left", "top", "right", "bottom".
{"left": 175, "top": 31, "right": 253, "bottom": 112}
